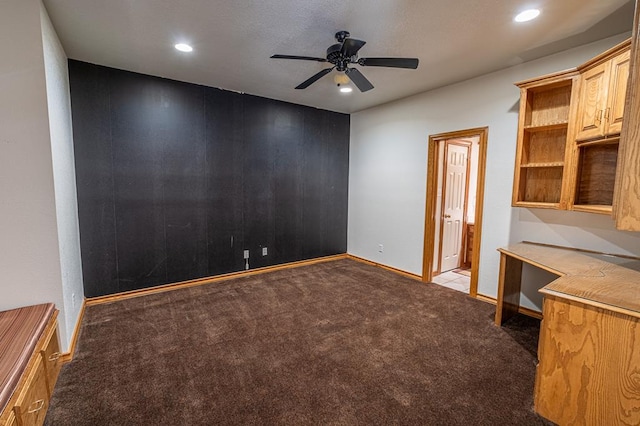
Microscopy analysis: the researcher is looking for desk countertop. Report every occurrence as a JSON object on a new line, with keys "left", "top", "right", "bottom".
{"left": 498, "top": 242, "right": 640, "bottom": 318}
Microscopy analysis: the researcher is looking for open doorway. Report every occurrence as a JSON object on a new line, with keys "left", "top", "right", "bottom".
{"left": 422, "top": 127, "right": 488, "bottom": 298}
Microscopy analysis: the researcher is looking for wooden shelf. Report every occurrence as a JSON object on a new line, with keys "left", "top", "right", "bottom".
{"left": 572, "top": 204, "right": 613, "bottom": 215}
{"left": 576, "top": 135, "right": 620, "bottom": 147}
{"left": 520, "top": 162, "right": 564, "bottom": 168}
{"left": 513, "top": 201, "right": 559, "bottom": 209}
{"left": 523, "top": 122, "right": 569, "bottom": 132}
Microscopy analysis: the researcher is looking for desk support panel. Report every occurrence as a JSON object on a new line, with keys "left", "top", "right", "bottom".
{"left": 495, "top": 253, "right": 523, "bottom": 325}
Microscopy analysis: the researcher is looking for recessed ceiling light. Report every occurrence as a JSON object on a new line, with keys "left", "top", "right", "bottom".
{"left": 515, "top": 9, "right": 540, "bottom": 22}
{"left": 175, "top": 43, "right": 193, "bottom": 52}
{"left": 340, "top": 87, "right": 353, "bottom": 93}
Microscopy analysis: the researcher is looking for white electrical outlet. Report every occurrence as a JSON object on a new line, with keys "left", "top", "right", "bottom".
{"left": 262, "top": 247, "right": 268, "bottom": 256}
{"left": 244, "top": 250, "right": 250, "bottom": 259}
{"left": 378, "top": 244, "right": 384, "bottom": 253}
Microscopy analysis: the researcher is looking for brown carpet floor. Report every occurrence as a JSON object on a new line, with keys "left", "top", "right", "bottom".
{"left": 45, "top": 259, "right": 551, "bottom": 425}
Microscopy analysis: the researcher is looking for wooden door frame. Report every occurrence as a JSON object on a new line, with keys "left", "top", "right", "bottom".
{"left": 436, "top": 139, "right": 472, "bottom": 275}
{"left": 422, "top": 127, "right": 488, "bottom": 298}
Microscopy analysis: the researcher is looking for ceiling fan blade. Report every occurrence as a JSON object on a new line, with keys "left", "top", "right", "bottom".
{"left": 271, "top": 54, "right": 327, "bottom": 62}
{"left": 341, "top": 38, "right": 366, "bottom": 57}
{"left": 359, "top": 57, "right": 419, "bottom": 69}
{"left": 345, "top": 68, "right": 374, "bottom": 92}
{"left": 295, "top": 67, "right": 334, "bottom": 89}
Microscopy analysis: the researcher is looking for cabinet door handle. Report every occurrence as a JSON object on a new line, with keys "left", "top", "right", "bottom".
{"left": 444, "top": 214, "right": 451, "bottom": 218}
{"left": 27, "top": 399, "right": 45, "bottom": 413}
{"left": 604, "top": 107, "right": 610, "bottom": 122}
{"left": 595, "top": 109, "right": 603, "bottom": 124}
{"left": 48, "top": 351, "right": 61, "bottom": 362}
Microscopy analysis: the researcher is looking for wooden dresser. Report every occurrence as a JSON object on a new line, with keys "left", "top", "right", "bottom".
{"left": 0, "top": 305, "right": 61, "bottom": 426}
{"left": 494, "top": 242, "right": 640, "bottom": 425}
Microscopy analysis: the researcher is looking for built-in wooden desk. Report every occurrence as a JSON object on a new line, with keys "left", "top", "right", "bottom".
{"left": 495, "top": 241, "right": 640, "bottom": 425}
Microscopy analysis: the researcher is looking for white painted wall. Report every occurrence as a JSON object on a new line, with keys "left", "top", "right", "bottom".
{"left": 348, "top": 32, "right": 640, "bottom": 312}
{"left": 0, "top": 0, "right": 78, "bottom": 350}
{"left": 40, "top": 2, "right": 84, "bottom": 348}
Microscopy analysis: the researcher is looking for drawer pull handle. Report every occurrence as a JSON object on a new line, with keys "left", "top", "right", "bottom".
{"left": 48, "top": 352, "right": 61, "bottom": 362}
{"left": 594, "top": 109, "right": 603, "bottom": 124}
{"left": 27, "top": 399, "right": 45, "bottom": 413}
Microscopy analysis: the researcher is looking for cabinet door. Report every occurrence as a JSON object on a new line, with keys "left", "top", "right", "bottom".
{"left": 575, "top": 62, "right": 609, "bottom": 141}
{"left": 606, "top": 50, "right": 630, "bottom": 136}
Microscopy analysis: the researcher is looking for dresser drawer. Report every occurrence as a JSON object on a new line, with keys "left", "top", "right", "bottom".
{"left": 13, "top": 355, "right": 49, "bottom": 426}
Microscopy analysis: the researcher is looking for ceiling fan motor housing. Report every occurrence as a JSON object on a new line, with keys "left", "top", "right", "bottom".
{"left": 326, "top": 43, "right": 343, "bottom": 63}
{"left": 326, "top": 44, "right": 351, "bottom": 71}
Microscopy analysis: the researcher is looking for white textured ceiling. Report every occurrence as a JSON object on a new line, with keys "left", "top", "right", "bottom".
{"left": 42, "top": 0, "right": 633, "bottom": 113}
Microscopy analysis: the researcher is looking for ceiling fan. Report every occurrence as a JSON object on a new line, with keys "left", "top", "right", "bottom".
{"left": 271, "top": 30, "right": 419, "bottom": 93}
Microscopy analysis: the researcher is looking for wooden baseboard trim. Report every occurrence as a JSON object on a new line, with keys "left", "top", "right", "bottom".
{"left": 475, "top": 293, "right": 543, "bottom": 320}
{"left": 86, "top": 254, "right": 348, "bottom": 307}
{"left": 60, "top": 298, "right": 86, "bottom": 364}
{"left": 347, "top": 254, "right": 423, "bottom": 281}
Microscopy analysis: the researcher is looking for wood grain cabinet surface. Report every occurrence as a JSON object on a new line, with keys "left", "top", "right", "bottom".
{"left": 12, "top": 355, "right": 49, "bottom": 426}
{"left": 512, "top": 39, "right": 632, "bottom": 217}
{"left": 571, "top": 42, "right": 630, "bottom": 215}
{"left": 41, "top": 327, "right": 61, "bottom": 398}
{"left": 495, "top": 242, "right": 640, "bottom": 424}
{"left": 575, "top": 48, "right": 630, "bottom": 141}
{"left": 4, "top": 410, "right": 17, "bottom": 426}
{"left": 614, "top": 3, "right": 640, "bottom": 232}
{"left": 535, "top": 296, "right": 640, "bottom": 426}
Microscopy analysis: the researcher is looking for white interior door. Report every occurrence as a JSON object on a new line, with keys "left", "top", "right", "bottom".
{"left": 439, "top": 142, "right": 469, "bottom": 272}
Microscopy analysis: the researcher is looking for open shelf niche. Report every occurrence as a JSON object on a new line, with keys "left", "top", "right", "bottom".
{"left": 573, "top": 139, "right": 619, "bottom": 213}
{"left": 512, "top": 71, "right": 578, "bottom": 208}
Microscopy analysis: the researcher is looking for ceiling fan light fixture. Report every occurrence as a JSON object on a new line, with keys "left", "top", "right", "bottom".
{"left": 334, "top": 74, "right": 350, "bottom": 85}
{"left": 339, "top": 86, "right": 353, "bottom": 93}
{"left": 514, "top": 9, "right": 540, "bottom": 23}
{"left": 174, "top": 43, "right": 193, "bottom": 52}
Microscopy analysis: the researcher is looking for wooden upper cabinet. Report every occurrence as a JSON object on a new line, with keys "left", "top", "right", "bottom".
{"left": 512, "top": 38, "right": 632, "bottom": 216}
{"left": 575, "top": 43, "right": 631, "bottom": 141}
{"left": 607, "top": 50, "right": 631, "bottom": 135}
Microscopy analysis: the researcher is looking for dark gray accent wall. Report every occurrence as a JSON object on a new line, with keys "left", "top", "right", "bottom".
{"left": 69, "top": 60, "right": 349, "bottom": 297}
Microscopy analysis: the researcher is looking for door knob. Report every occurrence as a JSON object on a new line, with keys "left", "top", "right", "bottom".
{"left": 444, "top": 214, "right": 451, "bottom": 218}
